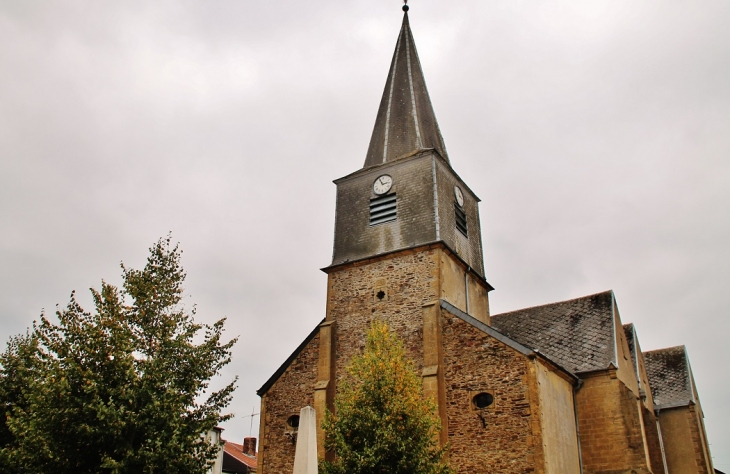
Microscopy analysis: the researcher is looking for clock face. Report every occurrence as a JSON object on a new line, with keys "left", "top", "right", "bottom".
{"left": 454, "top": 186, "right": 464, "bottom": 207}
{"left": 373, "top": 175, "right": 393, "bottom": 195}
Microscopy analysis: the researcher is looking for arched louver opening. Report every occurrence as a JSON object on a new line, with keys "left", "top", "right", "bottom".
{"left": 455, "top": 203, "right": 468, "bottom": 237}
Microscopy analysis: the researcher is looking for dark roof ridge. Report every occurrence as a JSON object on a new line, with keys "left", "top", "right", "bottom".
{"left": 644, "top": 344, "right": 686, "bottom": 355}
{"left": 492, "top": 289, "right": 614, "bottom": 318}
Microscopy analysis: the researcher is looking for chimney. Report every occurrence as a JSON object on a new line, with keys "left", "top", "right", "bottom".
{"left": 242, "top": 437, "right": 257, "bottom": 456}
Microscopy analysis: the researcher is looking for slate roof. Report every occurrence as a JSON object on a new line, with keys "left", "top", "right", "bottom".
{"left": 644, "top": 346, "right": 695, "bottom": 409}
{"left": 490, "top": 290, "right": 617, "bottom": 374}
{"left": 363, "top": 11, "right": 449, "bottom": 168}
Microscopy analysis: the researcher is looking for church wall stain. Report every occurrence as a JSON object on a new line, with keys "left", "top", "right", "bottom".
{"left": 535, "top": 362, "right": 581, "bottom": 474}
{"left": 575, "top": 372, "right": 652, "bottom": 474}
{"left": 658, "top": 407, "right": 701, "bottom": 473}
{"left": 332, "top": 154, "right": 437, "bottom": 267}
{"left": 658, "top": 404, "right": 713, "bottom": 474}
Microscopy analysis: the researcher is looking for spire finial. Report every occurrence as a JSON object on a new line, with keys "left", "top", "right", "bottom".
{"left": 402, "top": 0, "right": 409, "bottom": 12}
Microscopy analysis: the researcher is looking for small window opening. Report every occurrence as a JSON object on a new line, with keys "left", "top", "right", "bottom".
{"left": 287, "top": 415, "right": 300, "bottom": 429}
{"left": 472, "top": 392, "right": 494, "bottom": 409}
{"left": 370, "top": 194, "right": 397, "bottom": 225}
{"left": 376, "top": 290, "right": 386, "bottom": 301}
{"left": 455, "top": 203, "right": 468, "bottom": 237}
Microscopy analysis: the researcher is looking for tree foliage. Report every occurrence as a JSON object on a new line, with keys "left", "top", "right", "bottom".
{"left": 320, "top": 321, "right": 453, "bottom": 474}
{"left": 0, "top": 237, "right": 237, "bottom": 473}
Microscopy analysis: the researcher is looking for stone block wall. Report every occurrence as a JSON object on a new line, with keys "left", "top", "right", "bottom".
{"left": 441, "top": 309, "right": 542, "bottom": 473}
{"left": 258, "top": 333, "right": 320, "bottom": 474}
{"left": 260, "top": 246, "right": 494, "bottom": 473}
{"left": 326, "top": 247, "right": 441, "bottom": 383}
{"left": 688, "top": 405, "right": 713, "bottom": 474}
{"left": 535, "top": 362, "right": 581, "bottom": 474}
{"left": 659, "top": 405, "right": 714, "bottom": 474}
{"left": 641, "top": 406, "right": 666, "bottom": 474}
{"left": 657, "top": 407, "right": 700, "bottom": 473}
{"left": 576, "top": 372, "right": 651, "bottom": 474}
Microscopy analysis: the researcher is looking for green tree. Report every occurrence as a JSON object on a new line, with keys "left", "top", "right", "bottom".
{"left": 0, "top": 237, "right": 237, "bottom": 474}
{"left": 320, "top": 321, "right": 453, "bottom": 474}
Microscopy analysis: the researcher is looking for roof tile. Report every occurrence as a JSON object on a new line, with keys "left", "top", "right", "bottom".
{"left": 644, "top": 346, "right": 694, "bottom": 408}
{"left": 223, "top": 440, "right": 257, "bottom": 469}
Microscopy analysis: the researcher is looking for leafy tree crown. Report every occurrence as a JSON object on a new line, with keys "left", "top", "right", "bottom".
{"left": 0, "top": 237, "right": 237, "bottom": 474}
{"left": 321, "top": 320, "right": 453, "bottom": 474}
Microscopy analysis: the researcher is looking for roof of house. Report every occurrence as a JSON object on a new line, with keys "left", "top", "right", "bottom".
{"left": 644, "top": 345, "right": 696, "bottom": 409}
{"left": 490, "top": 290, "right": 617, "bottom": 374}
{"left": 223, "top": 440, "right": 257, "bottom": 470}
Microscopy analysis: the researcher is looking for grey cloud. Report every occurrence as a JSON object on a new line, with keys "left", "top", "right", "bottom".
{"left": 1, "top": 0, "right": 728, "bottom": 466}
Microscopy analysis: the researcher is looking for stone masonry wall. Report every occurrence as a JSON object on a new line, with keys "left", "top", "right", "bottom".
{"left": 259, "top": 333, "right": 319, "bottom": 474}
{"left": 658, "top": 407, "right": 700, "bottom": 473}
{"left": 441, "top": 309, "right": 542, "bottom": 473}
{"left": 576, "top": 372, "right": 651, "bottom": 474}
{"left": 326, "top": 248, "right": 441, "bottom": 386}
{"left": 689, "top": 405, "right": 712, "bottom": 474}
{"left": 641, "top": 406, "right": 666, "bottom": 474}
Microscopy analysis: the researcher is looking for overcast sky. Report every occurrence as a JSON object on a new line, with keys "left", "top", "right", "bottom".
{"left": 1, "top": 0, "right": 728, "bottom": 467}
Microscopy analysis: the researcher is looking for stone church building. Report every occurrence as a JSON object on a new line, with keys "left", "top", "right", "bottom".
{"left": 256, "top": 9, "right": 715, "bottom": 474}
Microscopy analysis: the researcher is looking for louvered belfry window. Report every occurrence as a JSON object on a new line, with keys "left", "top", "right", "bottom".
{"left": 369, "top": 193, "right": 397, "bottom": 225}
{"left": 455, "top": 203, "right": 468, "bottom": 237}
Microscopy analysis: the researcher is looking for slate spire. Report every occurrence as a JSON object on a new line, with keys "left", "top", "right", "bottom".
{"left": 363, "top": 10, "right": 449, "bottom": 168}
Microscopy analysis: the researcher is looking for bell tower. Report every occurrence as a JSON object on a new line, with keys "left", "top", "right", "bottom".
{"left": 326, "top": 10, "right": 491, "bottom": 286}
{"left": 314, "top": 6, "right": 494, "bottom": 454}
{"left": 257, "top": 7, "right": 496, "bottom": 471}
{"left": 256, "top": 9, "right": 716, "bottom": 473}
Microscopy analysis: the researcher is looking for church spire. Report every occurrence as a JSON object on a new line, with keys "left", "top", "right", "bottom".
{"left": 363, "top": 8, "right": 449, "bottom": 168}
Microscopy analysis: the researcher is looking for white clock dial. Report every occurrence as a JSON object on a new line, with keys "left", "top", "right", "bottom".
{"left": 373, "top": 175, "right": 393, "bottom": 195}
{"left": 454, "top": 186, "right": 464, "bottom": 207}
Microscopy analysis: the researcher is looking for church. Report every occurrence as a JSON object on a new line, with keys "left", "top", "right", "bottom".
{"left": 255, "top": 7, "right": 715, "bottom": 474}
